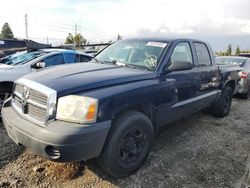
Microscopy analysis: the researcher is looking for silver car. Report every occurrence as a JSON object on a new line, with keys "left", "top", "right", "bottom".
{"left": 216, "top": 56, "right": 250, "bottom": 99}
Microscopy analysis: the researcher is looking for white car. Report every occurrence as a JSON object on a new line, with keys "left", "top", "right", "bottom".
{"left": 0, "top": 49, "right": 93, "bottom": 106}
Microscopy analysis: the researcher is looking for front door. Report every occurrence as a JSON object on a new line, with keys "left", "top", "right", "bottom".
{"left": 158, "top": 42, "right": 201, "bottom": 126}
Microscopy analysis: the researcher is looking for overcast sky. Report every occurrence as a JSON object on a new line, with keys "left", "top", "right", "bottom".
{"left": 1, "top": 0, "right": 250, "bottom": 51}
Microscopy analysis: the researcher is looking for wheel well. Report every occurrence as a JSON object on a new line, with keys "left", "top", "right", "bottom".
{"left": 0, "top": 82, "right": 14, "bottom": 92}
{"left": 112, "top": 104, "right": 157, "bottom": 133}
{"left": 225, "top": 80, "right": 235, "bottom": 93}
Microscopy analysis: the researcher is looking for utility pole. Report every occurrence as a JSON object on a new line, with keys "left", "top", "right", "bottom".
{"left": 46, "top": 37, "right": 49, "bottom": 45}
{"left": 25, "top": 14, "right": 28, "bottom": 40}
{"left": 75, "top": 23, "right": 77, "bottom": 35}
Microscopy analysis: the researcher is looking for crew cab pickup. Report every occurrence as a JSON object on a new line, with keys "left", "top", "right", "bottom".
{"left": 1, "top": 38, "right": 239, "bottom": 178}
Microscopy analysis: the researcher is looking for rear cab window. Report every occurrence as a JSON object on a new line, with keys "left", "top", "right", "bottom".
{"left": 194, "top": 42, "right": 212, "bottom": 67}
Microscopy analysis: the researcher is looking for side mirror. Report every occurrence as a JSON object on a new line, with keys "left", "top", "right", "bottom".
{"left": 167, "top": 60, "right": 192, "bottom": 72}
{"left": 32, "top": 62, "right": 46, "bottom": 69}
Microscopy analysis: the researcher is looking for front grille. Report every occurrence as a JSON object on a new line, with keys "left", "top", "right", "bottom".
{"left": 28, "top": 89, "right": 48, "bottom": 106}
{"left": 12, "top": 78, "right": 57, "bottom": 126}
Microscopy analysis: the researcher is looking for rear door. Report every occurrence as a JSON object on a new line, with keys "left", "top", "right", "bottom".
{"left": 193, "top": 42, "right": 220, "bottom": 108}
{"left": 194, "top": 42, "right": 220, "bottom": 94}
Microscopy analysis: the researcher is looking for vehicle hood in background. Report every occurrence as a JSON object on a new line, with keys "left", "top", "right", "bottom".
{"left": 0, "top": 63, "right": 14, "bottom": 70}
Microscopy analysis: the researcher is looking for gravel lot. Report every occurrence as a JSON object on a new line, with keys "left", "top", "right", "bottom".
{"left": 0, "top": 99, "right": 250, "bottom": 188}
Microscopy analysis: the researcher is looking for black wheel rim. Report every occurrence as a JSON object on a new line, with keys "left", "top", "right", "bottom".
{"left": 223, "top": 91, "right": 231, "bottom": 113}
{"left": 118, "top": 126, "right": 146, "bottom": 167}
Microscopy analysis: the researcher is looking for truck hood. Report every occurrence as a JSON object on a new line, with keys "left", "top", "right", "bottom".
{"left": 23, "top": 63, "right": 157, "bottom": 96}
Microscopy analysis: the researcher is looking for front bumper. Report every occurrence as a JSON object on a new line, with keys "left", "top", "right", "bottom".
{"left": 1, "top": 105, "right": 111, "bottom": 162}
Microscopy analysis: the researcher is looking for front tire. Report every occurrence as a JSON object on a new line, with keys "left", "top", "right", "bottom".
{"left": 98, "top": 110, "right": 154, "bottom": 178}
{"left": 209, "top": 86, "right": 232, "bottom": 117}
{"left": 0, "top": 87, "right": 12, "bottom": 107}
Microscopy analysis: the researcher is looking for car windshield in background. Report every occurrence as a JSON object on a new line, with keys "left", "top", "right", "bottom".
{"left": 216, "top": 57, "right": 246, "bottom": 66}
{"left": 94, "top": 40, "right": 168, "bottom": 70}
{"left": 1, "top": 51, "right": 47, "bottom": 66}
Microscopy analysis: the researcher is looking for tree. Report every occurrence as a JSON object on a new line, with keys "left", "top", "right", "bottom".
{"left": 0, "top": 22, "right": 14, "bottom": 39}
{"left": 226, "top": 43, "right": 232, "bottom": 56}
{"left": 73, "top": 33, "right": 86, "bottom": 47}
{"left": 64, "top": 33, "right": 74, "bottom": 44}
{"left": 235, "top": 45, "right": 240, "bottom": 55}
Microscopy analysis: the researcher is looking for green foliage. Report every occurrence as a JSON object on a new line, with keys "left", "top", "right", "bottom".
{"left": 0, "top": 22, "right": 14, "bottom": 39}
{"left": 64, "top": 33, "right": 74, "bottom": 44}
{"left": 216, "top": 51, "right": 228, "bottom": 56}
{"left": 240, "top": 49, "right": 250, "bottom": 53}
{"left": 65, "top": 33, "right": 87, "bottom": 48}
{"left": 235, "top": 45, "right": 240, "bottom": 55}
{"left": 74, "top": 33, "right": 87, "bottom": 47}
{"left": 226, "top": 43, "right": 232, "bottom": 56}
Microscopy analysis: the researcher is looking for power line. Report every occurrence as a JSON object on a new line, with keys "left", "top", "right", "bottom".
{"left": 45, "top": 24, "right": 114, "bottom": 38}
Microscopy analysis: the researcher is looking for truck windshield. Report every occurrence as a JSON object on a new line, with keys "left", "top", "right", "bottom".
{"left": 216, "top": 57, "right": 246, "bottom": 66}
{"left": 1, "top": 51, "right": 47, "bottom": 66}
{"left": 94, "top": 40, "right": 168, "bottom": 70}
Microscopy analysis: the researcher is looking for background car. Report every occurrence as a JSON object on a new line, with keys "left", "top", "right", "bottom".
{"left": 0, "top": 49, "right": 93, "bottom": 106}
{"left": 239, "top": 53, "right": 250, "bottom": 58}
{"left": 216, "top": 56, "right": 250, "bottom": 99}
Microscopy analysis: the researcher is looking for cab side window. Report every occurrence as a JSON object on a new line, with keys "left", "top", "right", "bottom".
{"left": 43, "top": 54, "right": 64, "bottom": 67}
{"left": 194, "top": 42, "right": 212, "bottom": 67}
{"left": 171, "top": 42, "right": 193, "bottom": 64}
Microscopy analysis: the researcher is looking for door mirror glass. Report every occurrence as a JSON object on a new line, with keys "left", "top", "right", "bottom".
{"left": 32, "top": 61, "right": 46, "bottom": 69}
{"left": 168, "top": 60, "right": 192, "bottom": 71}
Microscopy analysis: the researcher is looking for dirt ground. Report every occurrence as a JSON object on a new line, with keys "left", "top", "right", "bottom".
{"left": 1, "top": 99, "right": 250, "bottom": 188}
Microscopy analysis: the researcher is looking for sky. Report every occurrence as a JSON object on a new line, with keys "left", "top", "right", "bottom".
{"left": 1, "top": 0, "right": 250, "bottom": 51}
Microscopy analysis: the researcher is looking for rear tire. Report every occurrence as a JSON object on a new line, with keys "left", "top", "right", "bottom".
{"left": 209, "top": 86, "right": 232, "bottom": 117}
{"left": 98, "top": 110, "right": 154, "bottom": 178}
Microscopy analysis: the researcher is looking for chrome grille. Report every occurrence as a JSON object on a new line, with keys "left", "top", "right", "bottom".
{"left": 12, "top": 78, "right": 57, "bottom": 127}
{"left": 28, "top": 89, "right": 47, "bottom": 106}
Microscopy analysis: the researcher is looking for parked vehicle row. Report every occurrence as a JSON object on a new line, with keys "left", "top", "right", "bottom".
{"left": 216, "top": 56, "right": 250, "bottom": 99}
{"left": 1, "top": 38, "right": 241, "bottom": 177}
{"left": 0, "top": 49, "right": 93, "bottom": 106}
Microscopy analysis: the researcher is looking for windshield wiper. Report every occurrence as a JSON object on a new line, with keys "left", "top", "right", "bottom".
{"left": 103, "top": 60, "right": 136, "bottom": 69}
{"left": 116, "top": 62, "right": 136, "bottom": 69}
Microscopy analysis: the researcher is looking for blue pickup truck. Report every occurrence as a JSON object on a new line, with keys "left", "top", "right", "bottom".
{"left": 1, "top": 38, "right": 239, "bottom": 177}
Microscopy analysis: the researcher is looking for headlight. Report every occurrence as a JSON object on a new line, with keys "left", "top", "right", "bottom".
{"left": 56, "top": 95, "right": 98, "bottom": 123}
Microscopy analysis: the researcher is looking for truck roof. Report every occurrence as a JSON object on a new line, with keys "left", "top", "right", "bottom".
{"left": 123, "top": 37, "right": 208, "bottom": 44}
